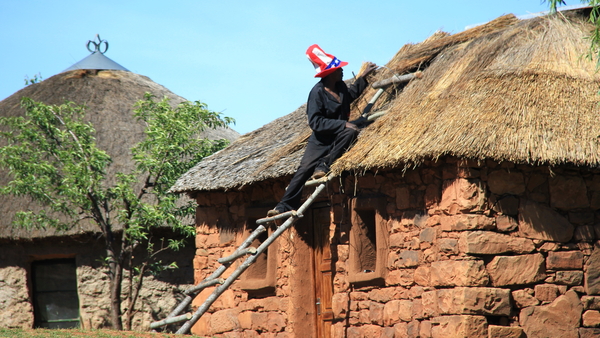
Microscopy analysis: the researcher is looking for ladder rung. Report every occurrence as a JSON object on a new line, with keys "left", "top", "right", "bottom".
{"left": 256, "top": 210, "right": 299, "bottom": 225}
{"left": 184, "top": 278, "right": 225, "bottom": 295}
{"left": 217, "top": 247, "right": 257, "bottom": 264}
{"left": 150, "top": 312, "right": 192, "bottom": 329}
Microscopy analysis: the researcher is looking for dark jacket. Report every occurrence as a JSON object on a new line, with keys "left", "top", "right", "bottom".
{"left": 306, "top": 77, "right": 368, "bottom": 145}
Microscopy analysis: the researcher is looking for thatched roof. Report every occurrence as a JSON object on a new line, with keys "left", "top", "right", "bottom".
{"left": 172, "top": 10, "right": 600, "bottom": 194}
{"left": 0, "top": 69, "right": 239, "bottom": 239}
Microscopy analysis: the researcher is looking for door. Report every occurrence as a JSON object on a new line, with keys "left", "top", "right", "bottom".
{"left": 312, "top": 204, "right": 334, "bottom": 338}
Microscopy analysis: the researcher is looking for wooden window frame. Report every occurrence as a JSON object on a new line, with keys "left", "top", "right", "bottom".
{"left": 347, "top": 196, "right": 388, "bottom": 284}
{"left": 237, "top": 207, "right": 278, "bottom": 292}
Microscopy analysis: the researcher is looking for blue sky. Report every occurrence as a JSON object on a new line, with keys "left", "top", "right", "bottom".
{"left": 0, "top": 1, "right": 559, "bottom": 135}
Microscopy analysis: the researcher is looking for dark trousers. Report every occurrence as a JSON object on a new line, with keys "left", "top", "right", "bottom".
{"left": 274, "top": 127, "right": 359, "bottom": 212}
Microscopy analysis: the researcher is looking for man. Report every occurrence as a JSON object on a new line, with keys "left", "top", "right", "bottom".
{"left": 268, "top": 44, "right": 378, "bottom": 217}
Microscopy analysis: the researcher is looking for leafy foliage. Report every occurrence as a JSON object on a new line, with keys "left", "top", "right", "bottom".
{"left": 0, "top": 94, "right": 233, "bottom": 329}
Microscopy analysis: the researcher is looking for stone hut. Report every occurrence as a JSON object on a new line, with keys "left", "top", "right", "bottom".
{"left": 170, "top": 9, "right": 600, "bottom": 338}
{"left": 0, "top": 40, "right": 239, "bottom": 330}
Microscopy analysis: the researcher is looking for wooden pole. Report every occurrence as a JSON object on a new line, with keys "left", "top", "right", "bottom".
{"left": 371, "top": 71, "right": 422, "bottom": 89}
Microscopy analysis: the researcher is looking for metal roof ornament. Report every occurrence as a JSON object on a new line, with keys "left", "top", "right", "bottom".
{"left": 87, "top": 34, "right": 109, "bottom": 54}
{"left": 62, "top": 34, "right": 129, "bottom": 73}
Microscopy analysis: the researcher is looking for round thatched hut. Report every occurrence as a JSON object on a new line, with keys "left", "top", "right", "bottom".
{"left": 0, "top": 39, "right": 239, "bottom": 330}
{"left": 170, "top": 8, "right": 600, "bottom": 338}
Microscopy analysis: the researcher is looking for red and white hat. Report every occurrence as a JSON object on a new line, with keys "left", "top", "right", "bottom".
{"left": 306, "top": 44, "right": 348, "bottom": 78}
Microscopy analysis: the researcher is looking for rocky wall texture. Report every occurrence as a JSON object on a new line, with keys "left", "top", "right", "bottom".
{"left": 0, "top": 235, "right": 194, "bottom": 331}
{"left": 329, "top": 157, "right": 600, "bottom": 338}
{"left": 190, "top": 157, "right": 600, "bottom": 337}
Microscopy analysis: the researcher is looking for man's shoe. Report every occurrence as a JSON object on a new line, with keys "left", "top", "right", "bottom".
{"left": 310, "top": 170, "right": 327, "bottom": 180}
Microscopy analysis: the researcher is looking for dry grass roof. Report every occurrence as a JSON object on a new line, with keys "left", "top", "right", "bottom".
{"left": 0, "top": 69, "right": 239, "bottom": 239}
{"left": 172, "top": 10, "right": 600, "bottom": 194}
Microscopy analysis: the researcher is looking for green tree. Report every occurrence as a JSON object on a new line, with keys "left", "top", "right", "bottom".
{"left": 0, "top": 94, "right": 233, "bottom": 330}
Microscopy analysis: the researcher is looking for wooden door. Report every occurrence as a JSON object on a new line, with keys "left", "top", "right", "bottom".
{"left": 312, "top": 205, "right": 334, "bottom": 338}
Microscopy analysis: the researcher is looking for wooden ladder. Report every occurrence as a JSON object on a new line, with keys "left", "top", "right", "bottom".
{"left": 150, "top": 178, "right": 330, "bottom": 334}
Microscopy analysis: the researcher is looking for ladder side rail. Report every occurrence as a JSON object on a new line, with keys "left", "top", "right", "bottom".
{"left": 165, "top": 225, "right": 267, "bottom": 319}
{"left": 176, "top": 183, "right": 327, "bottom": 334}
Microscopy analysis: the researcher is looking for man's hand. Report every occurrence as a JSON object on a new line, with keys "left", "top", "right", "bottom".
{"left": 359, "top": 62, "right": 378, "bottom": 78}
{"left": 345, "top": 122, "right": 360, "bottom": 131}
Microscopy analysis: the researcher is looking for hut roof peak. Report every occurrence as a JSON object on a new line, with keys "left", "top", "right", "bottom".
{"left": 63, "top": 35, "right": 129, "bottom": 73}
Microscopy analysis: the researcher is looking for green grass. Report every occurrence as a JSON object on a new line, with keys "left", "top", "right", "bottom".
{"left": 0, "top": 328, "right": 207, "bottom": 338}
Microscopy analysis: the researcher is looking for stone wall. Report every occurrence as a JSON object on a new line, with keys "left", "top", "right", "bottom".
{"left": 0, "top": 233, "right": 194, "bottom": 330}
{"left": 190, "top": 156, "right": 600, "bottom": 337}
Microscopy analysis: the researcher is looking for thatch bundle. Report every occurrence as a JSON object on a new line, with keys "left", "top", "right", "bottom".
{"left": 172, "top": 9, "right": 600, "bottom": 194}
{"left": 0, "top": 69, "right": 239, "bottom": 239}
{"left": 334, "top": 11, "right": 600, "bottom": 173}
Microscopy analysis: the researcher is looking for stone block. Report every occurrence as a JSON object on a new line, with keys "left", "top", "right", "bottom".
{"left": 538, "top": 242, "right": 560, "bottom": 252}
{"left": 393, "top": 322, "right": 408, "bottom": 338}
{"left": 430, "top": 315, "right": 488, "bottom": 338}
{"left": 518, "top": 199, "right": 574, "bottom": 242}
{"left": 267, "top": 312, "right": 286, "bottom": 333}
{"left": 436, "top": 287, "right": 511, "bottom": 316}
{"left": 487, "top": 170, "right": 525, "bottom": 195}
{"left": 383, "top": 299, "right": 413, "bottom": 325}
{"left": 439, "top": 178, "right": 486, "bottom": 215}
{"left": 440, "top": 214, "right": 494, "bottom": 232}
{"left": 369, "top": 288, "right": 397, "bottom": 303}
{"left": 459, "top": 231, "right": 535, "bottom": 255}
{"left": 387, "top": 269, "right": 415, "bottom": 286}
{"left": 519, "top": 290, "right": 582, "bottom": 338}
{"left": 422, "top": 290, "right": 439, "bottom": 317}
{"left": 369, "top": 302, "right": 384, "bottom": 325}
{"left": 512, "top": 289, "right": 539, "bottom": 308}
{"left": 586, "top": 248, "right": 600, "bottom": 295}
{"left": 420, "top": 320, "right": 432, "bottom": 338}
{"left": 414, "top": 266, "right": 430, "bottom": 286}
{"left": 390, "top": 232, "right": 406, "bottom": 248}
{"left": 488, "top": 325, "right": 525, "bottom": 338}
{"left": 583, "top": 310, "right": 600, "bottom": 327}
{"left": 380, "top": 327, "right": 395, "bottom": 338}
{"left": 407, "top": 320, "right": 420, "bottom": 338}
{"left": 495, "top": 215, "right": 518, "bottom": 232}
{"left": 397, "top": 186, "right": 411, "bottom": 210}
{"left": 486, "top": 254, "right": 546, "bottom": 286}
{"left": 580, "top": 328, "right": 600, "bottom": 338}
{"left": 396, "top": 250, "right": 420, "bottom": 268}
{"left": 332, "top": 293, "right": 349, "bottom": 319}
{"left": 549, "top": 175, "right": 589, "bottom": 210}
{"left": 534, "top": 284, "right": 560, "bottom": 303}
{"left": 547, "top": 251, "right": 584, "bottom": 270}
{"left": 438, "top": 238, "right": 458, "bottom": 254}
{"left": 492, "top": 195, "right": 519, "bottom": 216}
{"left": 555, "top": 271, "right": 584, "bottom": 286}
{"left": 575, "top": 225, "right": 596, "bottom": 242}
{"left": 582, "top": 296, "right": 600, "bottom": 310}
{"left": 420, "top": 227, "right": 436, "bottom": 243}
{"left": 430, "top": 260, "right": 489, "bottom": 287}
{"left": 570, "top": 211, "right": 595, "bottom": 225}
{"left": 361, "top": 324, "right": 382, "bottom": 337}
{"left": 209, "top": 309, "right": 240, "bottom": 334}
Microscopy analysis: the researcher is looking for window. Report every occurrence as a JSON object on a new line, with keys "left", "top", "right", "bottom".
{"left": 348, "top": 196, "right": 388, "bottom": 284}
{"left": 32, "top": 259, "right": 80, "bottom": 328}
{"left": 237, "top": 208, "right": 278, "bottom": 293}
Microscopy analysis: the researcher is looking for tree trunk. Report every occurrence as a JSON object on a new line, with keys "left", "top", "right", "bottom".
{"left": 107, "top": 246, "right": 123, "bottom": 330}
